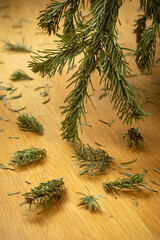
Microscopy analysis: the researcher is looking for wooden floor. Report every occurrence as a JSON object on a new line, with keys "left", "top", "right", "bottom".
{"left": 0, "top": 0, "right": 160, "bottom": 239}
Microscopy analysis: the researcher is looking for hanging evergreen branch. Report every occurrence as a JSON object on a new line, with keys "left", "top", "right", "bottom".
{"left": 72, "top": 144, "right": 113, "bottom": 175}
{"left": 20, "top": 177, "right": 65, "bottom": 211}
{"left": 16, "top": 113, "right": 44, "bottom": 134}
{"left": 135, "top": 22, "right": 159, "bottom": 72}
{"left": 133, "top": 15, "right": 146, "bottom": 43}
{"left": 29, "top": 0, "right": 151, "bottom": 142}
{"left": 135, "top": 0, "right": 160, "bottom": 72}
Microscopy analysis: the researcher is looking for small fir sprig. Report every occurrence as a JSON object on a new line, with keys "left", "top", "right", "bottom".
{"left": 2, "top": 38, "right": 32, "bottom": 53}
{"left": 123, "top": 127, "right": 144, "bottom": 149}
{"left": 20, "top": 177, "right": 65, "bottom": 211}
{"left": 103, "top": 171, "right": 157, "bottom": 195}
{"left": 10, "top": 69, "right": 33, "bottom": 81}
{"left": 72, "top": 144, "right": 114, "bottom": 175}
{"left": 76, "top": 186, "right": 104, "bottom": 212}
{"left": 9, "top": 147, "right": 47, "bottom": 169}
{"left": 16, "top": 113, "right": 44, "bottom": 134}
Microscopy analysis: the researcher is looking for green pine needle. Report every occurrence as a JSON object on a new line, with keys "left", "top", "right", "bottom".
{"left": 10, "top": 70, "right": 33, "bottom": 81}
{"left": 16, "top": 113, "right": 44, "bottom": 134}
{"left": 76, "top": 187, "right": 104, "bottom": 212}
{"left": 2, "top": 38, "right": 32, "bottom": 53}
{"left": 123, "top": 127, "right": 144, "bottom": 150}
{"left": 20, "top": 177, "right": 65, "bottom": 211}
{"left": 72, "top": 144, "right": 114, "bottom": 175}
{"left": 9, "top": 147, "right": 47, "bottom": 169}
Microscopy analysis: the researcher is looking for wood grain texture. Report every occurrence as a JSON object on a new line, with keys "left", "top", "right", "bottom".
{"left": 0, "top": 0, "right": 160, "bottom": 239}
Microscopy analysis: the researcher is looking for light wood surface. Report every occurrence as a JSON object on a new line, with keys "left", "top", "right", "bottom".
{"left": 0, "top": 0, "right": 160, "bottom": 239}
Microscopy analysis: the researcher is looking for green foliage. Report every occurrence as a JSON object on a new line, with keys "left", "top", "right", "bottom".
{"left": 135, "top": 22, "right": 159, "bottom": 72}
{"left": 103, "top": 171, "right": 156, "bottom": 195}
{"left": 10, "top": 69, "right": 33, "bottom": 81}
{"left": 20, "top": 177, "right": 65, "bottom": 211}
{"left": 72, "top": 144, "right": 113, "bottom": 175}
{"left": 133, "top": 15, "right": 146, "bottom": 43}
{"left": 123, "top": 127, "right": 144, "bottom": 149}
{"left": 2, "top": 38, "right": 32, "bottom": 53}
{"left": 76, "top": 186, "right": 104, "bottom": 212}
{"left": 134, "top": 0, "right": 160, "bottom": 71}
{"left": 16, "top": 113, "right": 44, "bottom": 134}
{"left": 9, "top": 147, "right": 47, "bottom": 169}
{"left": 29, "top": 0, "right": 160, "bottom": 142}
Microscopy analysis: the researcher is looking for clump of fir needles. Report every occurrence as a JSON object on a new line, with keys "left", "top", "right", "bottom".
{"left": 76, "top": 186, "right": 104, "bottom": 212}
{"left": 16, "top": 113, "right": 44, "bottom": 134}
{"left": 28, "top": 0, "right": 160, "bottom": 143}
{"left": 2, "top": 38, "right": 32, "bottom": 53}
{"left": 72, "top": 144, "right": 113, "bottom": 175}
{"left": 123, "top": 127, "right": 144, "bottom": 149}
{"left": 9, "top": 147, "right": 47, "bottom": 169}
{"left": 10, "top": 70, "right": 33, "bottom": 81}
{"left": 103, "top": 171, "right": 156, "bottom": 195}
{"left": 0, "top": 147, "right": 46, "bottom": 170}
{"left": 20, "top": 177, "right": 65, "bottom": 211}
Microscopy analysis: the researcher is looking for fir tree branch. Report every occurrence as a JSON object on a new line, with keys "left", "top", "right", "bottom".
{"left": 29, "top": 0, "right": 149, "bottom": 142}
{"left": 98, "top": 33, "right": 147, "bottom": 124}
{"left": 72, "top": 144, "right": 113, "bottom": 175}
{"left": 135, "top": 22, "right": 159, "bottom": 72}
{"left": 37, "top": 0, "right": 83, "bottom": 35}
{"left": 133, "top": 15, "right": 146, "bottom": 43}
{"left": 16, "top": 113, "right": 44, "bottom": 134}
{"left": 9, "top": 147, "right": 47, "bottom": 169}
{"left": 20, "top": 177, "right": 65, "bottom": 211}
{"left": 135, "top": 0, "right": 160, "bottom": 72}
{"left": 103, "top": 171, "right": 157, "bottom": 195}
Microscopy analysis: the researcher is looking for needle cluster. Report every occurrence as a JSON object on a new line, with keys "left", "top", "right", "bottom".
{"left": 10, "top": 69, "right": 33, "bottom": 81}
{"left": 103, "top": 171, "right": 155, "bottom": 195}
{"left": 76, "top": 187, "right": 104, "bottom": 212}
{"left": 123, "top": 127, "right": 144, "bottom": 149}
{"left": 72, "top": 144, "right": 113, "bottom": 175}
{"left": 9, "top": 147, "right": 47, "bottom": 169}
{"left": 2, "top": 38, "right": 32, "bottom": 53}
{"left": 20, "top": 177, "right": 65, "bottom": 211}
{"left": 16, "top": 113, "right": 44, "bottom": 134}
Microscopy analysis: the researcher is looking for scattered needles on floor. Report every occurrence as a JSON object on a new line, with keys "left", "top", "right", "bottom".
{"left": 8, "top": 191, "right": 20, "bottom": 196}
{"left": 152, "top": 167, "right": 160, "bottom": 174}
{"left": 10, "top": 69, "right": 33, "bottom": 81}
{"left": 20, "top": 177, "right": 65, "bottom": 211}
{"left": 9, "top": 136, "right": 20, "bottom": 139}
{"left": 9, "top": 107, "right": 26, "bottom": 113}
{"left": 2, "top": 38, "right": 32, "bottom": 53}
{"left": 72, "top": 144, "right": 114, "bottom": 175}
{"left": 120, "top": 158, "right": 137, "bottom": 165}
{"left": 103, "top": 171, "right": 157, "bottom": 195}
{"left": 16, "top": 113, "right": 44, "bottom": 134}
{"left": 35, "top": 83, "right": 52, "bottom": 104}
{"left": 76, "top": 186, "right": 104, "bottom": 212}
